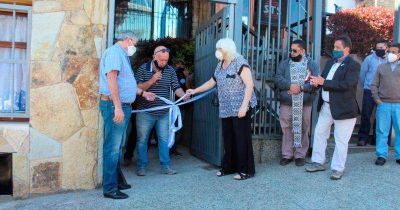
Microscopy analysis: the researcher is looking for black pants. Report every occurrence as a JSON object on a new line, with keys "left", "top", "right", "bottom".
{"left": 359, "top": 89, "right": 391, "bottom": 144}
{"left": 359, "top": 89, "right": 376, "bottom": 142}
{"left": 124, "top": 113, "right": 137, "bottom": 160}
{"left": 221, "top": 111, "right": 255, "bottom": 175}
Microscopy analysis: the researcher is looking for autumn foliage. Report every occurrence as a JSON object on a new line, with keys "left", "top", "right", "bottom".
{"left": 326, "top": 6, "right": 394, "bottom": 57}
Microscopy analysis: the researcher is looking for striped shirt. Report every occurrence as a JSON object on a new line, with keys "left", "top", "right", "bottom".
{"left": 99, "top": 43, "right": 137, "bottom": 103}
{"left": 136, "top": 61, "right": 180, "bottom": 115}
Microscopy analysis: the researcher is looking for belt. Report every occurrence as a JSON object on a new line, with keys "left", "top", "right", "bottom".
{"left": 323, "top": 101, "right": 330, "bottom": 104}
{"left": 100, "top": 94, "right": 132, "bottom": 106}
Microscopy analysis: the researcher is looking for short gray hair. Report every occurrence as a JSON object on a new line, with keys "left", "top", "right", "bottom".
{"left": 116, "top": 31, "right": 138, "bottom": 41}
{"left": 216, "top": 38, "right": 238, "bottom": 60}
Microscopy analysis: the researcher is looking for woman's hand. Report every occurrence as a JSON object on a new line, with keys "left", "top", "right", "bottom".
{"left": 238, "top": 106, "right": 248, "bottom": 118}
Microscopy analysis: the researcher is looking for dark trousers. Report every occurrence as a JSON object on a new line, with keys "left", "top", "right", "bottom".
{"left": 359, "top": 89, "right": 377, "bottom": 142}
{"left": 124, "top": 113, "right": 137, "bottom": 160}
{"left": 221, "top": 111, "right": 255, "bottom": 175}
{"left": 359, "top": 89, "right": 392, "bottom": 144}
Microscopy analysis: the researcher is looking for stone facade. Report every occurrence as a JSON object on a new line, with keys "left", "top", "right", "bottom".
{"left": 0, "top": 0, "right": 108, "bottom": 198}
{"left": 29, "top": 0, "right": 107, "bottom": 196}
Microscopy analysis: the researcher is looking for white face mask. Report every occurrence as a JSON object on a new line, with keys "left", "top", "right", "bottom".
{"left": 387, "top": 52, "right": 398, "bottom": 63}
{"left": 127, "top": 45, "right": 136, "bottom": 56}
{"left": 215, "top": 50, "right": 223, "bottom": 60}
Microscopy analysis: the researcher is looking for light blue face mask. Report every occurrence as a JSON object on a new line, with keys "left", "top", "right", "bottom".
{"left": 332, "top": 50, "right": 344, "bottom": 59}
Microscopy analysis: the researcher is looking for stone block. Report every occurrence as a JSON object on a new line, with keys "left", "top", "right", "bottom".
{"left": 53, "top": 24, "right": 96, "bottom": 60}
{"left": 13, "top": 154, "right": 30, "bottom": 198}
{"left": 33, "top": 0, "right": 64, "bottom": 13}
{"left": 30, "top": 159, "right": 61, "bottom": 194}
{"left": 30, "top": 83, "right": 84, "bottom": 141}
{"left": 29, "top": 128, "right": 62, "bottom": 161}
{"left": 31, "top": 12, "right": 65, "bottom": 60}
{"left": 31, "top": 61, "right": 62, "bottom": 88}
{"left": 62, "top": 127, "right": 98, "bottom": 190}
{"left": 81, "top": 109, "right": 99, "bottom": 129}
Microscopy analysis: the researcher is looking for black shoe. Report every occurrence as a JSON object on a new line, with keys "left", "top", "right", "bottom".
{"left": 375, "top": 157, "right": 386, "bottom": 166}
{"left": 279, "top": 158, "right": 293, "bottom": 166}
{"left": 357, "top": 140, "right": 367, "bottom": 146}
{"left": 170, "top": 150, "right": 183, "bottom": 156}
{"left": 295, "top": 158, "right": 305, "bottom": 166}
{"left": 103, "top": 190, "right": 129, "bottom": 199}
{"left": 118, "top": 183, "right": 131, "bottom": 190}
{"left": 396, "top": 159, "right": 400, "bottom": 165}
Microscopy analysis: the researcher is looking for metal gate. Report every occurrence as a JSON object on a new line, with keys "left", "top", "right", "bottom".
{"left": 192, "top": 0, "right": 322, "bottom": 165}
{"left": 191, "top": 7, "right": 231, "bottom": 166}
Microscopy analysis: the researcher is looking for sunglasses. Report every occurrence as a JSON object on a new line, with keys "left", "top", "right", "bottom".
{"left": 290, "top": 49, "right": 299, "bottom": 53}
{"left": 154, "top": 48, "right": 170, "bottom": 55}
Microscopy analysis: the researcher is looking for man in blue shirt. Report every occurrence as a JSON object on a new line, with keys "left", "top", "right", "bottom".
{"left": 358, "top": 40, "right": 388, "bottom": 146}
{"left": 99, "top": 31, "right": 155, "bottom": 199}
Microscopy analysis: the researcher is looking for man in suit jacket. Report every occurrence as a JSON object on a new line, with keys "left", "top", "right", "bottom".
{"left": 306, "top": 35, "right": 360, "bottom": 180}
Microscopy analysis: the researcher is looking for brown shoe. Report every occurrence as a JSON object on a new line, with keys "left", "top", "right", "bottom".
{"left": 295, "top": 158, "right": 305, "bottom": 166}
{"left": 279, "top": 158, "right": 293, "bottom": 166}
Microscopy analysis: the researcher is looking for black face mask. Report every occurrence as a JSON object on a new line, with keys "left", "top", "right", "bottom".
{"left": 154, "top": 60, "right": 165, "bottom": 71}
{"left": 375, "top": 49, "right": 386, "bottom": 58}
{"left": 290, "top": 54, "right": 303, "bottom": 62}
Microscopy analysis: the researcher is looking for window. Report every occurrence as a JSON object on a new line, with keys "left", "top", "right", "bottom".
{"left": 0, "top": 3, "right": 31, "bottom": 119}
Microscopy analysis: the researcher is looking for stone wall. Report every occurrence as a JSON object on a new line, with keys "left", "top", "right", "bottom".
{"left": 1, "top": 0, "right": 108, "bottom": 198}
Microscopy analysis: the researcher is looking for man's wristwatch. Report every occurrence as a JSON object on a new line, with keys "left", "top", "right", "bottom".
{"left": 300, "top": 85, "right": 304, "bottom": 92}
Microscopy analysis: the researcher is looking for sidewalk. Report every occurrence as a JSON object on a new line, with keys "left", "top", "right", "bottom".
{"left": 1, "top": 148, "right": 399, "bottom": 210}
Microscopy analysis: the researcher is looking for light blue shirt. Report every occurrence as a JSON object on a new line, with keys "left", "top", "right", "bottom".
{"left": 359, "top": 53, "right": 387, "bottom": 90}
{"left": 390, "top": 61, "right": 400, "bottom": 71}
{"left": 99, "top": 43, "right": 137, "bottom": 103}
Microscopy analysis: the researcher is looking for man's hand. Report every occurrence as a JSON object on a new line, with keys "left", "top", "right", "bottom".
{"left": 238, "top": 106, "right": 248, "bottom": 118}
{"left": 288, "top": 84, "right": 301, "bottom": 95}
{"left": 151, "top": 71, "right": 162, "bottom": 84}
{"left": 186, "top": 89, "right": 197, "bottom": 95}
{"left": 142, "top": 91, "right": 156, "bottom": 101}
{"left": 113, "top": 107, "right": 124, "bottom": 124}
{"left": 310, "top": 75, "right": 325, "bottom": 86}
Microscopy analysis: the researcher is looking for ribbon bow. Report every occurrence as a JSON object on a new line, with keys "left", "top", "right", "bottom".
{"left": 132, "top": 88, "right": 216, "bottom": 148}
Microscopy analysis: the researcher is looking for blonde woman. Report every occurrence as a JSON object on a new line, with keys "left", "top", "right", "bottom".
{"left": 187, "top": 38, "right": 257, "bottom": 180}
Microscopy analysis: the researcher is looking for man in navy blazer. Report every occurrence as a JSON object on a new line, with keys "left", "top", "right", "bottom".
{"left": 305, "top": 35, "right": 360, "bottom": 180}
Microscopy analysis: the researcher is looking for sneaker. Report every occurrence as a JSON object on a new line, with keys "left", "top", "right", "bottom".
{"left": 305, "top": 162, "right": 326, "bottom": 172}
{"left": 396, "top": 159, "right": 400, "bottom": 165}
{"left": 137, "top": 168, "right": 146, "bottom": 176}
{"left": 161, "top": 167, "right": 177, "bottom": 175}
{"left": 279, "top": 158, "right": 293, "bottom": 166}
{"left": 295, "top": 158, "right": 305, "bottom": 166}
{"left": 330, "top": 170, "right": 344, "bottom": 180}
{"left": 375, "top": 157, "right": 386, "bottom": 166}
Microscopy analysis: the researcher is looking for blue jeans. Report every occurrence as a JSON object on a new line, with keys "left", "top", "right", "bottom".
{"left": 376, "top": 102, "right": 400, "bottom": 160}
{"left": 136, "top": 112, "right": 170, "bottom": 169}
{"left": 99, "top": 100, "right": 132, "bottom": 193}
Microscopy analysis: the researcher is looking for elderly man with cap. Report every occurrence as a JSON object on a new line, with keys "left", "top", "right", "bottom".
{"left": 135, "top": 46, "right": 187, "bottom": 176}
{"left": 99, "top": 31, "right": 156, "bottom": 199}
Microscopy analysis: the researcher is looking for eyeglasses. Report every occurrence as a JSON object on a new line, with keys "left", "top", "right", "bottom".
{"left": 154, "top": 48, "right": 170, "bottom": 55}
{"left": 290, "top": 49, "right": 298, "bottom": 53}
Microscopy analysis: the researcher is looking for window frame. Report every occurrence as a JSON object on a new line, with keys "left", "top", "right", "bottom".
{"left": 0, "top": 3, "right": 31, "bottom": 119}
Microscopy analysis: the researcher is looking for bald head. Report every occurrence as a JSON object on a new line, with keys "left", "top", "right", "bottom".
{"left": 153, "top": 46, "right": 170, "bottom": 70}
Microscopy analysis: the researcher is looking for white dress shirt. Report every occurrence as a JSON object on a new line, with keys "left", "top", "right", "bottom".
{"left": 322, "top": 62, "right": 342, "bottom": 102}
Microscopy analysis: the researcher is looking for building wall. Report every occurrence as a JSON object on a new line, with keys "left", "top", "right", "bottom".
{"left": 356, "top": 0, "right": 396, "bottom": 8}
{"left": 191, "top": 0, "right": 212, "bottom": 36}
{"left": 0, "top": 0, "right": 108, "bottom": 198}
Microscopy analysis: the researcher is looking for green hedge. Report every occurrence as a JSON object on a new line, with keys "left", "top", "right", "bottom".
{"left": 132, "top": 37, "right": 195, "bottom": 72}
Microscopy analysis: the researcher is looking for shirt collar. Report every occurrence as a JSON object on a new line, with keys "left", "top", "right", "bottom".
{"left": 116, "top": 43, "right": 128, "bottom": 56}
